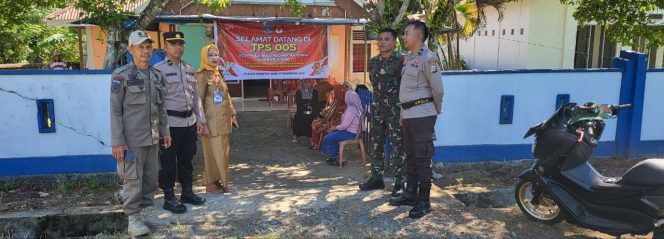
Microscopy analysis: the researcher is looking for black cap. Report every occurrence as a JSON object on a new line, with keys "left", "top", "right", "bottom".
{"left": 163, "top": 31, "right": 185, "bottom": 43}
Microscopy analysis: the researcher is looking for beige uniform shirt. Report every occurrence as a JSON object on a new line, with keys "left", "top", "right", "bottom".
{"left": 110, "top": 62, "right": 170, "bottom": 147}
{"left": 195, "top": 71, "right": 236, "bottom": 137}
{"left": 399, "top": 46, "right": 444, "bottom": 119}
{"left": 153, "top": 59, "right": 205, "bottom": 127}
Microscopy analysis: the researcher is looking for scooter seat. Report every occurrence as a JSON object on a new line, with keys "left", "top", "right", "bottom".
{"left": 621, "top": 159, "right": 664, "bottom": 186}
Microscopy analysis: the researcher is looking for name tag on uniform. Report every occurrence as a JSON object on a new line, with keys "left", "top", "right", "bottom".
{"left": 165, "top": 72, "right": 177, "bottom": 77}
{"left": 213, "top": 89, "right": 223, "bottom": 105}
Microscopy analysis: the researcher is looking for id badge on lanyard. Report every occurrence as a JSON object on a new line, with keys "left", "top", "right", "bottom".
{"left": 213, "top": 89, "right": 223, "bottom": 105}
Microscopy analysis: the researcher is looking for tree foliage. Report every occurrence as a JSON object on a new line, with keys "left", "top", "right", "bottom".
{"left": 561, "top": 0, "right": 664, "bottom": 51}
{"left": 0, "top": 3, "right": 78, "bottom": 64}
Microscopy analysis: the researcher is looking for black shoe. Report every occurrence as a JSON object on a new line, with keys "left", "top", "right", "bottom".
{"left": 389, "top": 191, "right": 417, "bottom": 206}
{"left": 408, "top": 198, "right": 431, "bottom": 218}
{"left": 359, "top": 174, "right": 385, "bottom": 191}
{"left": 409, "top": 181, "right": 432, "bottom": 218}
{"left": 389, "top": 182, "right": 417, "bottom": 206}
{"left": 163, "top": 188, "right": 187, "bottom": 214}
{"left": 390, "top": 183, "right": 404, "bottom": 199}
{"left": 180, "top": 191, "right": 206, "bottom": 205}
{"left": 327, "top": 160, "right": 339, "bottom": 166}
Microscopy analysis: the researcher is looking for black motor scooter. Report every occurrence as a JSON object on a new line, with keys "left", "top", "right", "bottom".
{"left": 515, "top": 102, "right": 664, "bottom": 238}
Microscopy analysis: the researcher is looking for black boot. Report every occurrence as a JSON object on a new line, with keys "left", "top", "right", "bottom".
{"left": 180, "top": 184, "right": 206, "bottom": 205}
{"left": 163, "top": 188, "right": 187, "bottom": 214}
{"left": 389, "top": 181, "right": 417, "bottom": 206}
{"left": 359, "top": 170, "right": 385, "bottom": 191}
{"left": 390, "top": 182, "right": 404, "bottom": 199}
{"left": 409, "top": 182, "right": 431, "bottom": 219}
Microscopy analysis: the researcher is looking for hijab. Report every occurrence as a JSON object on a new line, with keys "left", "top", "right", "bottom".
{"left": 197, "top": 44, "right": 220, "bottom": 73}
{"left": 299, "top": 80, "right": 314, "bottom": 100}
{"left": 343, "top": 91, "right": 363, "bottom": 119}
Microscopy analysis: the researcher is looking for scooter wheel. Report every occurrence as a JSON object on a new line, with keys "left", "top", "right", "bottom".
{"left": 653, "top": 227, "right": 664, "bottom": 239}
{"left": 515, "top": 179, "right": 565, "bottom": 224}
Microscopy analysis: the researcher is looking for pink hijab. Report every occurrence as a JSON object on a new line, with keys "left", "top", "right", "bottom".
{"left": 343, "top": 91, "right": 363, "bottom": 119}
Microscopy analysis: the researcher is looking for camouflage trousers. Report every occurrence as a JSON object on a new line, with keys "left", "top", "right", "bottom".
{"left": 370, "top": 111, "right": 406, "bottom": 187}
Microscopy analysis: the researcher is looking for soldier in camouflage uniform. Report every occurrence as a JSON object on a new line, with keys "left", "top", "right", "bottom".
{"left": 358, "top": 28, "right": 406, "bottom": 199}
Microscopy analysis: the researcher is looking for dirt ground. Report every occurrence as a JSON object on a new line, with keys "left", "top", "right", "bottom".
{"left": 0, "top": 110, "right": 656, "bottom": 238}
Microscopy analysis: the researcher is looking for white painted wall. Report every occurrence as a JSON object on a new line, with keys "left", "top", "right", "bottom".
{"left": 642, "top": 72, "right": 664, "bottom": 141}
{"left": 0, "top": 70, "right": 636, "bottom": 160}
{"left": 460, "top": 0, "right": 530, "bottom": 70}
{"left": 459, "top": 0, "right": 578, "bottom": 70}
{"left": 526, "top": 0, "right": 577, "bottom": 69}
{"left": 435, "top": 71, "right": 623, "bottom": 147}
{"left": 0, "top": 73, "right": 111, "bottom": 158}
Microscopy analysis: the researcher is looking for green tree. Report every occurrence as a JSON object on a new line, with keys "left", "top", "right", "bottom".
{"left": 561, "top": 0, "right": 664, "bottom": 52}
{"left": 0, "top": 3, "right": 78, "bottom": 65}
{"left": 1, "top": 0, "right": 235, "bottom": 69}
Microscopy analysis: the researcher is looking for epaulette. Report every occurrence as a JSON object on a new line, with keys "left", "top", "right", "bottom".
{"left": 112, "top": 64, "right": 131, "bottom": 74}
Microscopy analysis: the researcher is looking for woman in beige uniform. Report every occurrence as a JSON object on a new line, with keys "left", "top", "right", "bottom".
{"left": 195, "top": 44, "right": 238, "bottom": 193}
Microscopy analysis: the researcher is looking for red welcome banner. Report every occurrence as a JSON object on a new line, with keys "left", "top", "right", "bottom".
{"left": 217, "top": 22, "right": 328, "bottom": 80}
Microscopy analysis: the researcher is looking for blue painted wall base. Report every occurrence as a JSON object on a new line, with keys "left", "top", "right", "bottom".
{"left": 0, "top": 155, "right": 115, "bottom": 176}
{"left": 433, "top": 141, "right": 619, "bottom": 162}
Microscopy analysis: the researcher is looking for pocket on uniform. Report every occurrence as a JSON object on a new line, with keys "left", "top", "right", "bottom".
{"left": 414, "top": 139, "right": 435, "bottom": 158}
{"left": 126, "top": 85, "right": 147, "bottom": 104}
{"left": 117, "top": 160, "right": 138, "bottom": 180}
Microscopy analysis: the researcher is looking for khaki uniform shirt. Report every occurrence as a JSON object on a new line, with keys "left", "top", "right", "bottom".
{"left": 153, "top": 59, "right": 205, "bottom": 127}
{"left": 110, "top": 62, "right": 170, "bottom": 147}
{"left": 399, "top": 46, "right": 444, "bottom": 119}
{"left": 195, "top": 70, "right": 236, "bottom": 137}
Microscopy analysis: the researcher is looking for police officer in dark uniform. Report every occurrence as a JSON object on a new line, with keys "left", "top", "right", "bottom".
{"left": 154, "top": 32, "right": 207, "bottom": 214}
{"left": 359, "top": 28, "right": 407, "bottom": 199}
{"left": 388, "top": 21, "right": 444, "bottom": 219}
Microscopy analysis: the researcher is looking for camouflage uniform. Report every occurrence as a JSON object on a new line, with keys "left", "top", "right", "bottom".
{"left": 368, "top": 51, "right": 406, "bottom": 188}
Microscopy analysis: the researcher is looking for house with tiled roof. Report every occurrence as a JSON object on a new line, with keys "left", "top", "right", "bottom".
{"left": 46, "top": 0, "right": 374, "bottom": 99}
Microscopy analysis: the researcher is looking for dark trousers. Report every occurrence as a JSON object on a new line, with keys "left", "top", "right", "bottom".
{"left": 402, "top": 116, "right": 437, "bottom": 190}
{"left": 159, "top": 125, "right": 197, "bottom": 189}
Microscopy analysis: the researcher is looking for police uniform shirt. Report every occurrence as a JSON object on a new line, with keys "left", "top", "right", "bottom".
{"left": 399, "top": 46, "right": 444, "bottom": 119}
{"left": 110, "top": 62, "right": 170, "bottom": 147}
{"left": 153, "top": 59, "right": 206, "bottom": 127}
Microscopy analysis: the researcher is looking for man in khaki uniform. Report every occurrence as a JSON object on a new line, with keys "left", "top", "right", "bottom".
{"left": 154, "top": 32, "right": 206, "bottom": 214}
{"left": 110, "top": 30, "right": 172, "bottom": 237}
{"left": 388, "top": 21, "right": 444, "bottom": 219}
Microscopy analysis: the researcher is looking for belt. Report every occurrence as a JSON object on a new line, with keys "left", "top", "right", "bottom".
{"left": 167, "top": 109, "right": 193, "bottom": 118}
{"left": 401, "top": 97, "right": 434, "bottom": 110}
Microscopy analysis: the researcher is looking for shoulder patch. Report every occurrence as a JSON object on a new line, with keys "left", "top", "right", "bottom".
{"left": 111, "top": 74, "right": 123, "bottom": 94}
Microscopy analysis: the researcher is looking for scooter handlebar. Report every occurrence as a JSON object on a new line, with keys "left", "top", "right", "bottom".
{"left": 610, "top": 104, "right": 632, "bottom": 115}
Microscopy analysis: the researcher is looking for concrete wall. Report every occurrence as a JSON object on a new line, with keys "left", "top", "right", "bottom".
{"left": 435, "top": 69, "right": 623, "bottom": 162}
{"left": 459, "top": 0, "right": 530, "bottom": 70}
{"left": 1, "top": 51, "right": 661, "bottom": 175}
{"left": 459, "top": 0, "right": 578, "bottom": 70}
{"left": 0, "top": 71, "right": 115, "bottom": 176}
{"left": 642, "top": 71, "right": 664, "bottom": 141}
{"left": 526, "top": 0, "right": 577, "bottom": 69}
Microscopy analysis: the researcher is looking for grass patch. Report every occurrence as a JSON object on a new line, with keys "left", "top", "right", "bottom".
{"left": 0, "top": 182, "right": 16, "bottom": 192}
{"left": 83, "top": 178, "right": 103, "bottom": 192}
{"left": 56, "top": 180, "right": 78, "bottom": 195}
